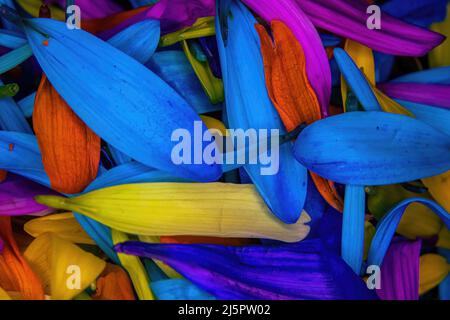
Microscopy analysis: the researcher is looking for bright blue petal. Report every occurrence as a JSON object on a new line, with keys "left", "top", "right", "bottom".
{"left": 0, "top": 131, "right": 49, "bottom": 185}
{"left": 341, "top": 185, "right": 365, "bottom": 275}
{"left": 368, "top": 198, "right": 449, "bottom": 267}
{"left": 334, "top": 48, "right": 381, "bottom": 111}
{"left": 0, "top": 29, "right": 26, "bottom": 48}
{"left": 398, "top": 99, "right": 450, "bottom": 136}
{"left": 147, "top": 51, "right": 222, "bottom": 115}
{"left": 294, "top": 111, "right": 450, "bottom": 185}
{"left": 151, "top": 279, "right": 216, "bottom": 300}
{"left": 108, "top": 19, "right": 160, "bottom": 64}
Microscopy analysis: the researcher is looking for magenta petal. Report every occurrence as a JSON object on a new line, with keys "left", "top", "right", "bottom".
{"left": 100, "top": 0, "right": 215, "bottom": 38}
{"left": 376, "top": 238, "right": 421, "bottom": 300}
{"left": 242, "top": 0, "right": 331, "bottom": 117}
{"left": 379, "top": 83, "right": 450, "bottom": 109}
{"left": 0, "top": 175, "right": 56, "bottom": 216}
{"left": 296, "top": 0, "right": 445, "bottom": 56}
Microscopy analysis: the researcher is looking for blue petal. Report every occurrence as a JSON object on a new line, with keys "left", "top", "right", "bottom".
{"left": 0, "top": 131, "right": 49, "bottom": 185}
{"left": 0, "top": 80, "right": 32, "bottom": 133}
{"left": 294, "top": 111, "right": 450, "bottom": 185}
{"left": 108, "top": 19, "right": 160, "bottom": 64}
{"left": 341, "top": 185, "right": 365, "bottom": 275}
{"left": 397, "top": 99, "right": 450, "bottom": 136}
{"left": 151, "top": 279, "right": 216, "bottom": 300}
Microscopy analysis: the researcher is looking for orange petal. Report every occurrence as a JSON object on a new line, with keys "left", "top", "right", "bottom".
{"left": 160, "top": 236, "right": 259, "bottom": 246}
{"left": 93, "top": 264, "right": 135, "bottom": 300}
{"left": 0, "top": 217, "right": 45, "bottom": 300}
{"left": 256, "top": 20, "right": 343, "bottom": 212}
{"left": 33, "top": 75, "right": 101, "bottom": 194}
{"left": 256, "top": 20, "right": 322, "bottom": 132}
{"left": 310, "top": 173, "right": 344, "bottom": 212}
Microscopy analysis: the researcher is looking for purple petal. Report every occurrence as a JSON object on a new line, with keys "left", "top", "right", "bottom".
{"left": 296, "top": 0, "right": 445, "bottom": 56}
{"left": 379, "top": 83, "right": 450, "bottom": 109}
{"left": 242, "top": 0, "right": 331, "bottom": 117}
{"left": 115, "top": 240, "right": 378, "bottom": 300}
{"left": 376, "top": 238, "right": 421, "bottom": 300}
{"left": 0, "top": 174, "right": 56, "bottom": 216}
{"left": 99, "top": 0, "right": 215, "bottom": 39}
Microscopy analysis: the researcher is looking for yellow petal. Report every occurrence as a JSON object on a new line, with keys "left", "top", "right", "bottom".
{"left": 341, "top": 39, "right": 375, "bottom": 110}
{"left": 160, "top": 17, "right": 215, "bottom": 47}
{"left": 429, "top": 4, "right": 450, "bottom": 68}
{"left": 111, "top": 230, "right": 154, "bottom": 300}
{"left": 0, "top": 286, "right": 11, "bottom": 300}
{"left": 138, "top": 235, "right": 183, "bottom": 279}
{"left": 419, "top": 254, "right": 450, "bottom": 295}
{"left": 24, "top": 212, "right": 95, "bottom": 245}
{"left": 24, "top": 233, "right": 106, "bottom": 300}
{"left": 35, "top": 183, "right": 311, "bottom": 242}
{"left": 397, "top": 203, "right": 443, "bottom": 240}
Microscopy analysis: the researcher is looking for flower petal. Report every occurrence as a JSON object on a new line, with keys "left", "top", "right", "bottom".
{"left": 36, "top": 183, "right": 311, "bottom": 242}
{"left": 216, "top": 0, "right": 307, "bottom": 224}
{"left": 294, "top": 112, "right": 450, "bottom": 185}
{"left": 24, "top": 212, "right": 95, "bottom": 245}
{"left": 243, "top": 0, "right": 331, "bottom": 115}
{"left": 296, "top": 0, "right": 445, "bottom": 56}
{"left": 34, "top": 75, "right": 101, "bottom": 194}
{"left": 376, "top": 238, "right": 421, "bottom": 300}
{"left": 24, "top": 18, "right": 222, "bottom": 182}
{"left": 379, "top": 83, "right": 450, "bottom": 109}
{"left": 0, "top": 217, "right": 44, "bottom": 300}
{"left": 24, "top": 232, "right": 106, "bottom": 300}
{"left": 0, "top": 174, "right": 55, "bottom": 216}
